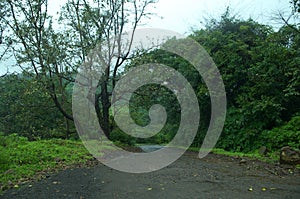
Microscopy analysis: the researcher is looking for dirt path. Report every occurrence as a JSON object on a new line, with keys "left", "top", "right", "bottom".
{"left": 2, "top": 151, "right": 300, "bottom": 199}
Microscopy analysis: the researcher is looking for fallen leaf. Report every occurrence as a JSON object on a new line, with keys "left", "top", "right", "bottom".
{"left": 14, "top": 185, "right": 19, "bottom": 188}
{"left": 248, "top": 187, "right": 253, "bottom": 191}
{"left": 262, "top": 187, "right": 267, "bottom": 191}
{"left": 147, "top": 187, "right": 152, "bottom": 191}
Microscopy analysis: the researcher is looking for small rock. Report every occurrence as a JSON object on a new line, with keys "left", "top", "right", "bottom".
{"left": 280, "top": 146, "right": 300, "bottom": 165}
{"left": 239, "top": 159, "right": 247, "bottom": 164}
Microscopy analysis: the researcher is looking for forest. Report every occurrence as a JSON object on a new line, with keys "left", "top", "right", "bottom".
{"left": 0, "top": 1, "right": 299, "bottom": 153}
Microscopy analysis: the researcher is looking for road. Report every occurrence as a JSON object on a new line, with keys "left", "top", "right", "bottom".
{"left": 2, "top": 150, "right": 300, "bottom": 199}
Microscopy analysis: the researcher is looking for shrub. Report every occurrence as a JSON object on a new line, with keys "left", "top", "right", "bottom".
{"left": 263, "top": 115, "right": 300, "bottom": 150}
{"left": 110, "top": 128, "right": 136, "bottom": 146}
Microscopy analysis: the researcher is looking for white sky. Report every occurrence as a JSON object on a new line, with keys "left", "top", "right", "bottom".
{"left": 141, "top": 0, "right": 291, "bottom": 34}
{"left": 0, "top": 0, "right": 293, "bottom": 74}
{"left": 47, "top": 0, "right": 292, "bottom": 34}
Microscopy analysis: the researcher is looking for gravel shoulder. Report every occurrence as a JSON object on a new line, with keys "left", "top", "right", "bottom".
{"left": 1, "top": 150, "right": 300, "bottom": 199}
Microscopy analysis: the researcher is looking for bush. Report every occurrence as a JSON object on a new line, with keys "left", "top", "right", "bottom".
{"left": 0, "top": 133, "right": 28, "bottom": 147}
{"left": 110, "top": 128, "right": 136, "bottom": 146}
{"left": 263, "top": 115, "right": 300, "bottom": 150}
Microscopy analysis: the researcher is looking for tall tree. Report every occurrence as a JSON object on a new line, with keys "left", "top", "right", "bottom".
{"left": 2, "top": 0, "right": 156, "bottom": 137}
{"left": 190, "top": 11, "right": 299, "bottom": 151}
{"left": 60, "top": 0, "right": 156, "bottom": 137}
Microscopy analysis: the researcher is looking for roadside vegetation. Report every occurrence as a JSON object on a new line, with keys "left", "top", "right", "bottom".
{"left": 0, "top": 134, "right": 95, "bottom": 192}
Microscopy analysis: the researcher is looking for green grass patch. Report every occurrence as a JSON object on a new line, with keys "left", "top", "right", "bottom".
{"left": 133, "top": 144, "right": 280, "bottom": 163}
{"left": 188, "top": 147, "right": 279, "bottom": 163}
{"left": 0, "top": 134, "right": 113, "bottom": 192}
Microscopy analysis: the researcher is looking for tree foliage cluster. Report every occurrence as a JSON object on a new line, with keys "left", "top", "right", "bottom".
{"left": 0, "top": 72, "right": 73, "bottom": 139}
{"left": 126, "top": 10, "right": 300, "bottom": 152}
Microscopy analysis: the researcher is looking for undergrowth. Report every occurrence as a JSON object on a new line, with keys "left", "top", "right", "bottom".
{"left": 0, "top": 134, "right": 104, "bottom": 192}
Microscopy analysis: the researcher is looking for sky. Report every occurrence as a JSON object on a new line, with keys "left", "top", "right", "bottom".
{"left": 141, "top": 0, "right": 291, "bottom": 34}
{"left": 0, "top": 0, "right": 293, "bottom": 74}
{"left": 46, "top": 0, "right": 292, "bottom": 34}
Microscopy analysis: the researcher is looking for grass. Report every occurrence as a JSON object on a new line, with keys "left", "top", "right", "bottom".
{"left": 188, "top": 147, "right": 280, "bottom": 163}
{"left": 0, "top": 134, "right": 113, "bottom": 192}
{"left": 143, "top": 143, "right": 281, "bottom": 163}
{"left": 135, "top": 143, "right": 280, "bottom": 163}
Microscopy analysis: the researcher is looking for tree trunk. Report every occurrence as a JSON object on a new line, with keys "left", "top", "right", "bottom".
{"left": 101, "top": 81, "right": 111, "bottom": 138}
{"left": 65, "top": 117, "right": 70, "bottom": 139}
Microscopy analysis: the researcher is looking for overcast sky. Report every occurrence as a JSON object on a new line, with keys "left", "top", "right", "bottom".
{"left": 141, "top": 0, "right": 291, "bottom": 34}
{"left": 0, "top": 0, "right": 293, "bottom": 74}
{"left": 46, "top": 0, "right": 292, "bottom": 34}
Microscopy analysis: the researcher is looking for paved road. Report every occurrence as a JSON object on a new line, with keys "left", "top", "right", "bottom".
{"left": 2, "top": 151, "right": 300, "bottom": 199}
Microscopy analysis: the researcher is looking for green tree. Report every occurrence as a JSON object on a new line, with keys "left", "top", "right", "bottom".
{"left": 2, "top": 0, "right": 156, "bottom": 138}
{"left": 0, "top": 73, "right": 69, "bottom": 139}
{"left": 59, "top": 0, "right": 156, "bottom": 138}
{"left": 127, "top": 10, "right": 300, "bottom": 151}
{"left": 191, "top": 11, "right": 300, "bottom": 151}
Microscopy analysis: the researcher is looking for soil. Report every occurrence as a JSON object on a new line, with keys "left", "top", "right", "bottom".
{"left": 1, "top": 150, "right": 300, "bottom": 199}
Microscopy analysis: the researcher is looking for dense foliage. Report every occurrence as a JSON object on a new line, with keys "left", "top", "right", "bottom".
{"left": 0, "top": 5, "right": 299, "bottom": 152}
{"left": 192, "top": 13, "right": 299, "bottom": 151}
{"left": 0, "top": 73, "right": 75, "bottom": 139}
{"left": 124, "top": 11, "right": 300, "bottom": 152}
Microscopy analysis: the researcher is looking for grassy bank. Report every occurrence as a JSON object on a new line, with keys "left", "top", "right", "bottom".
{"left": 0, "top": 134, "right": 108, "bottom": 192}
{"left": 188, "top": 147, "right": 280, "bottom": 163}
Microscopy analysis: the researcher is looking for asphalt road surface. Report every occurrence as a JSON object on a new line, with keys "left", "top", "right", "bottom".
{"left": 2, "top": 151, "right": 300, "bottom": 199}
